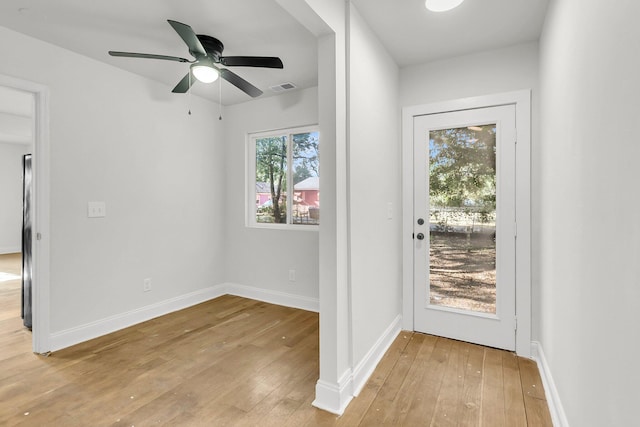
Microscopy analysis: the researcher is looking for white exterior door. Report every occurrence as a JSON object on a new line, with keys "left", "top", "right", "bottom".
{"left": 413, "top": 105, "right": 517, "bottom": 350}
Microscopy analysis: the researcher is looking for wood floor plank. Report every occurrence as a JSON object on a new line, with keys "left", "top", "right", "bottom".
{"left": 429, "top": 338, "right": 468, "bottom": 426}
{"left": 480, "top": 347, "right": 506, "bottom": 426}
{"left": 336, "top": 332, "right": 413, "bottom": 427}
{"left": 381, "top": 333, "right": 438, "bottom": 425}
{"left": 357, "top": 332, "right": 428, "bottom": 425}
{"left": 281, "top": 388, "right": 325, "bottom": 427}
{"left": 283, "top": 390, "right": 339, "bottom": 427}
{"left": 457, "top": 342, "right": 485, "bottom": 426}
{"left": 402, "top": 336, "right": 453, "bottom": 425}
{"left": 519, "top": 357, "right": 554, "bottom": 427}
{"left": 217, "top": 336, "right": 317, "bottom": 413}
{"left": 518, "top": 357, "right": 547, "bottom": 400}
{"left": 503, "top": 351, "right": 528, "bottom": 427}
{"left": 248, "top": 368, "right": 319, "bottom": 426}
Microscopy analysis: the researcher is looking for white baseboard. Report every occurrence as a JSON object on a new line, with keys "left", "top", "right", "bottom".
{"left": 224, "top": 282, "right": 319, "bottom": 312}
{"left": 0, "top": 246, "right": 20, "bottom": 255}
{"left": 531, "top": 341, "right": 570, "bottom": 427}
{"left": 352, "top": 314, "right": 402, "bottom": 396}
{"left": 312, "top": 369, "right": 354, "bottom": 415}
{"left": 49, "top": 284, "right": 227, "bottom": 351}
{"left": 311, "top": 315, "right": 402, "bottom": 415}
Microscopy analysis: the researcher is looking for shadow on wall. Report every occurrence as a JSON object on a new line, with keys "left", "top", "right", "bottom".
{"left": 276, "top": 89, "right": 305, "bottom": 110}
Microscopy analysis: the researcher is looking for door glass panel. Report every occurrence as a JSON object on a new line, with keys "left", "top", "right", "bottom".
{"left": 428, "top": 124, "right": 496, "bottom": 314}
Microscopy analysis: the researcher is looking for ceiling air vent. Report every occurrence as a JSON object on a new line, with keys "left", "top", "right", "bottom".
{"left": 270, "top": 82, "right": 297, "bottom": 92}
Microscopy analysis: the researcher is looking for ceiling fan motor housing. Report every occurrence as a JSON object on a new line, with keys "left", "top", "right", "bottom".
{"left": 197, "top": 35, "right": 224, "bottom": 62}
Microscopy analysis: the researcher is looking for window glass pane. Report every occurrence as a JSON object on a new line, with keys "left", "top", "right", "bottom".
{"left": 292, "top": 131, "right": 320, "bottom": 225}
{"left": 255, "top": 136, "right": 288, "bottom": 224}
{"left": 429, "top": 124, "right": 496, "bottom": 313}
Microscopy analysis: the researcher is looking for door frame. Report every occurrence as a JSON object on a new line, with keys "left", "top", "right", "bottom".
{"left": 401, "top": 90, "right": 531, "bottom": 357}
{"left": 0, "top": 74, "right": 51, "bottom": 354}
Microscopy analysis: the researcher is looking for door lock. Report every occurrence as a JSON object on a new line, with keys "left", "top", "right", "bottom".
{"left": 417, "top": 218, "right": 425, "bottom": 225}
{"left": 416, "top": 233, "right": 425, "bottom": 240}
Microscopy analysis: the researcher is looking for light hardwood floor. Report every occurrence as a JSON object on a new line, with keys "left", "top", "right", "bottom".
{"left": 0, "top": 254, "right": 552, "bottom": 426}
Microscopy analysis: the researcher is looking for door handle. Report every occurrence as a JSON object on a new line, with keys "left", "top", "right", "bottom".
{"left": 416, "top": 233, "right": 425, "bottom": 240}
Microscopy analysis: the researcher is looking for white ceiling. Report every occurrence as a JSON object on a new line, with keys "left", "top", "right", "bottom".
{"left": 351, "top": 0, "right": 549, "bottom": 67}
{"left": 0, "top": 0, "right": 318, "bottom": 106}
{"left": 0, "top": 1, "right": 549, "bottom": 106}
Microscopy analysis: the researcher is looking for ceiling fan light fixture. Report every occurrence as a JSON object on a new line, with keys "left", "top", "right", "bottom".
{"left": 191, "top": 63, "right": 219, "bottom": 83}
{"left": 425, "top": 0, "right": 464, "bottom": 12}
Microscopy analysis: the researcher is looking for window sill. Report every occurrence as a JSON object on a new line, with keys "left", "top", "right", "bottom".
{"left": 247, "top": 223, "right": 319, "bottom": 232}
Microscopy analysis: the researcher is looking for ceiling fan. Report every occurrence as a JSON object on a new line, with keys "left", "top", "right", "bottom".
{"left": 108, "top": 20, "right": 284, "bottom": 98}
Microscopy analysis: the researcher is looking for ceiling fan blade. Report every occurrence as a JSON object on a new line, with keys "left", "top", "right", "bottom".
{"left": 171, "top": 73, "right": 195, "bottom": 93}
{"left": 220, "top": 56, "right": 284, "bottom": 69}
{"left": 167, "top": 20, "right": 206, "bottom": 56}
{"left": 109, "top": 51, "right": 191, "bottom": 63}
{"left": 219, "top": 69, "right": 263, "bottom": 98}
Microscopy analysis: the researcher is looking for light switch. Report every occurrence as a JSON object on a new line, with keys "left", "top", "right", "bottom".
{"left": 387, "top": 202, "right": 393, "bottom": 220}
{"left": 88, "top": 201, "right": 106, "bottom": 218}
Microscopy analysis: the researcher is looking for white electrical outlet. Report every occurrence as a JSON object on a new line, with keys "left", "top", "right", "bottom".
{"left": 87, "top": 201, "right": 106, "bottom": 218}
{"left": 288, "top": 270, "right": 296, "bottom": 282}
{"left": 143, "top": 278, "right": 152, "bottom": 292}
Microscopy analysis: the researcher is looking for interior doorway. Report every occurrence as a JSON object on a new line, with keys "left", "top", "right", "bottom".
{"left": 402, "top": 91, "right": 532, "bottom": 356}
{"left": 0, "top": 75, "right": 50, "bottom": 354}
{"left": 0, "top": 85, "right": 34, "bottom": 346}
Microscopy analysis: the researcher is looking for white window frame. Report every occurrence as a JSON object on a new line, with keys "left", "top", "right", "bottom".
{"left": 246, "top": 124, "right": 319, "bottom": 231}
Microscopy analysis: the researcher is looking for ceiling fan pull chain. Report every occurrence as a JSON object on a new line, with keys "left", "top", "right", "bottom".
{"left": 218, "top": 76, "right": 223, "bottom": 120}
{"left": 188, "top": 71, "right": 192, "bottom": 115}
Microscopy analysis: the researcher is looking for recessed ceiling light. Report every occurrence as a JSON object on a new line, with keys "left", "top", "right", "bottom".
{"left": 425, "top": 0, "right": 465, "bottom": 12}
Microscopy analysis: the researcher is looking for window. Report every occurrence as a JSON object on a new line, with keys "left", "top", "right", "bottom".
{"left": 247, "top": 126, "right": 319, "bottom": 229}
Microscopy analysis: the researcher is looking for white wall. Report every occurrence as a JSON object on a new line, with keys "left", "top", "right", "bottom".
{"left": 0, "top": 142, "right": 32, "bottom": 253}
{"left": 223, "top": 87, "right": 319, "bottom": 300}
{"left": 400, "top": 42, "right": 541, "bottom": 339}
{"left": 348, "top": 3, "right": 402, "bottom": 370}
{"left": 401, "top": 42, "right": 539, "bottom": 107}
{"left": 0, "top": 26, "right": 225, "bottom": 334}
{"left": 539, "top": 0, "right": 640, "bottom": 425}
